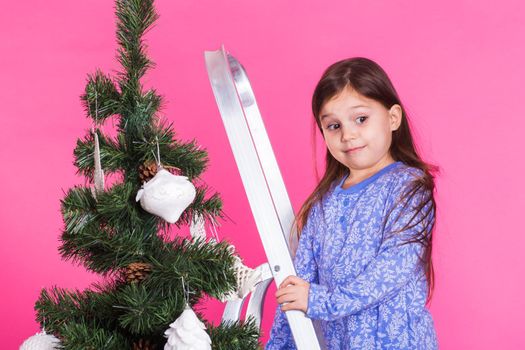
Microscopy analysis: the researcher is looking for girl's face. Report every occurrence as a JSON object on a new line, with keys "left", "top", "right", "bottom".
{"left": 319, "top": 86, "right": 403, "bottom": 179}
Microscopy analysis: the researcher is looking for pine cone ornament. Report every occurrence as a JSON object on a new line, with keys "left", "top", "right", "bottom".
{"left": 124, "top": 262, "right": 152, "bottom": 284}
{"left": 139, "top": 160, "right": 158, "bottom": 183}
{"left": 132, "top": 339, "right": 154, "bottom": 350}
{"left": 139, "top": 160, "right": 182, "bottom": 183}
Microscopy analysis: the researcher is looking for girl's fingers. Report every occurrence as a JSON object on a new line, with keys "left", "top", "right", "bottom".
{"left": 279, "top": 275, "right": 302, "bottom": 289}
{"left": 274, "top": 276, "right": 309, "bottom": 313}
{"left": 281, "top": 301, "right": 299, "bottom": 312}
{"left": 275, "top": 285, "right": 294, "bottom": 298}
{"left": 276, "top": 288, "right": 297, "bottom": 302}
{"left": 278, "top": 277, "right": 292, "bottom": 289}
{"left": 276, "top": 293, "right": 295, "bottom": 304}
{"left": 276, "top": 288, "right": 304, "bottom": 303}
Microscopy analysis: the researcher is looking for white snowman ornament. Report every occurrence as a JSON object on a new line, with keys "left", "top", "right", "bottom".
{"left": 136, "top": 168, "right": 196, "bottom": 224}
{"left": 163, "top": 304, "right": 212, "bottom": 350}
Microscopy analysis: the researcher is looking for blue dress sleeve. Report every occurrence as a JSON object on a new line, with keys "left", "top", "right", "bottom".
{"left": 265, "top": 204, "right": 320, "bottom": 349}
{"left": 306, "top": 183, "right": 435, "bottom": 321}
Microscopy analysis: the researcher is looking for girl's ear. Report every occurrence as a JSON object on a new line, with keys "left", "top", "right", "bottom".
{"left": 389, "top": 104, "right": 403, "bottom": 131}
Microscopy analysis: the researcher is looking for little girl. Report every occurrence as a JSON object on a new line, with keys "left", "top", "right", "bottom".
{"left": 266, "top": 57, "right": 439, "bottom": 349}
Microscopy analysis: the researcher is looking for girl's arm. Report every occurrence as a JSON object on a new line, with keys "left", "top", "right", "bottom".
{"left": 306, "top": 185, "right": 434, "bottom": 322}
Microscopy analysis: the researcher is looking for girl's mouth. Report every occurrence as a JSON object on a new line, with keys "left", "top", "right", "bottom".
{"left": 344, "top": 146, "right": 365, "bottom": 153}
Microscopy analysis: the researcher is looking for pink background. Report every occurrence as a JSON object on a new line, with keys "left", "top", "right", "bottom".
{"left": 2, "top": 0, "right": 524, "bottom": 348}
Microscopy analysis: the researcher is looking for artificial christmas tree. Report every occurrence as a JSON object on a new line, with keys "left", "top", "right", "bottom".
{"left": 30, "top": 0, "right": 262, "bottom": 348}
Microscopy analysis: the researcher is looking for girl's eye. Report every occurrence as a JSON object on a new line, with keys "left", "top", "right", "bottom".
{"left": 326, "top": 123, "right": 340, "bottom": 130}
{"left": 356, "top": 116, "right": 368, "bottom": 124}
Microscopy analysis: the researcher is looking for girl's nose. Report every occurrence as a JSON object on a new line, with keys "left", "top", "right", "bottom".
{"left": 341, "top": 125, "right": 357, "bottom": 142}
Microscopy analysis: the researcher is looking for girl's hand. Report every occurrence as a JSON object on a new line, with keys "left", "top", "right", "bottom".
{"left": 275, "top": 275, "right": 310, "bottom": 313}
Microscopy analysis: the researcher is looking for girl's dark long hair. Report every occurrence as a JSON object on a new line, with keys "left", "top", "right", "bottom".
{"left": 292, "top": 57, "right": 439, "bottom": 305}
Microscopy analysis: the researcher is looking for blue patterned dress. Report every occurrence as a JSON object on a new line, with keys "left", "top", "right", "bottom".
{"left": 266, "top": 161, "right": 438, "bottom": 349}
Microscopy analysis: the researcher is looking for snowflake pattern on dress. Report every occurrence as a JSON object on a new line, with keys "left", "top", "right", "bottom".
{"left": 266, "top": 161, "right": 438, "bottom": 350}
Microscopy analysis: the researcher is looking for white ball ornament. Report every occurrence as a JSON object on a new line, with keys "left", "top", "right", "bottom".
{"left": 136, "top": 168, "right": 196, "bottom": 224}
{"left": 164, "top": 304, "right": 212, "bottom": 350}
{"left": 20, "top": 331, "right": 60, "bottom": 350}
